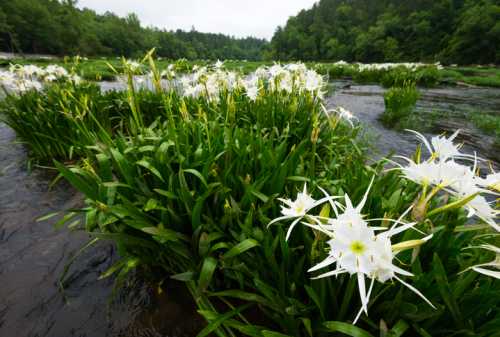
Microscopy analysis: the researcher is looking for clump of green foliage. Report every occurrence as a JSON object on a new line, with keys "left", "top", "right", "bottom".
{"left": 5, "top": 56, "right": 500, "bottom": 337}
{"left": 381, "top": 82, "right": 420, "bottom": 128}
{"left": 440, "top": 66, "right": 500, "bottom": 88}
{"left": 469, "top": 112, "right": 500, "bottom": 148}
{"left": 0, "top": 83, "right": 120, "bottom": 161}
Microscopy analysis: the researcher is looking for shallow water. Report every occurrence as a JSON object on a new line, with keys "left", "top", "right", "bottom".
{"left": 328, "top": 81, "right": 500, "bottom": 167}
{"left": 1, "top": 81, "right": 500, "bottom": 336}
{"left": 0, "top": 123, "right": 203, "bottom": 337}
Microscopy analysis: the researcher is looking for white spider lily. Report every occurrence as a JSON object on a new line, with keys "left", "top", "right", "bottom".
{"left": 321, "top": 105, "right": 357, "bottom": 127}
{"left": 397, "top": 130, "right": 499, "bottom": 231}
{"left": 467, "top": 245, "right": 500, "bottom": 279}
{"left": 462, "top": 196, "right": 500, "bottom": 231}
{"left": 268, "top": 184, "right": 338, "bottom": 241}
{"left": 478, "top": 172, "right": 500, "bottom": 192}
{"left": 245, "top": 85, "right": 259, "bottom": 101}
{"left": 305, "top": 179, "right": 434, "bottom": 323}
{"left": 214, "top": 60, "right": 224, "bottom": 69}
{"left": 336, "top": 106, "right": 356, "bottom": 123}
{"left": 406, "top": 129, "right": 473, "bottom": 162}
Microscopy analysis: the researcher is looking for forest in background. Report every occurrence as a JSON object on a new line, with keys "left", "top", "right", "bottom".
{"left": 270, "top": 0, "right": 500, "bottom": 64}
{"left": 1, "top": 0, "right": 499, "bottom": 64}
{"left": 0, "top": 0, "right": 267, "bottom": 60}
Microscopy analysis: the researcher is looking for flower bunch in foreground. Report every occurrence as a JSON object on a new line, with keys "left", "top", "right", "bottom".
{"left": 269, "top": 178, "right": 435, "bottom": 323}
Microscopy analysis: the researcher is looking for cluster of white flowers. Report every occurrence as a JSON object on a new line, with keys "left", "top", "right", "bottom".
{"left": 331, "top": 61, "right": 443, "bottom": 71}
{"left": 177, "top": 61, "right": 325, "bottom": 102}
{"left": 124, "top": 59, "right": 142, "bottom": 72}
{"left": 179, "top": 64, "right": 240, "bottom": 101}
{"left": 397, "top": 130, "right": 499, "bottom": 232}
{"left": 269, "top": 179, "right": 434, "bottom": 323}
{"left": 264, "top": 63, "right": 325, "bottom": 97}
{"left": 0, "top": 64, "right": 81, "bottom": 94}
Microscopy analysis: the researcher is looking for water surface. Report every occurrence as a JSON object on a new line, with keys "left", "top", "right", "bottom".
{"left": 0, "top": 123, "right": 203, "bottom": 337}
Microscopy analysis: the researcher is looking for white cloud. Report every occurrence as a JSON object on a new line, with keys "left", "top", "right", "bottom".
{"left": 77, "top": 0, "right": 318, "bottom": 40}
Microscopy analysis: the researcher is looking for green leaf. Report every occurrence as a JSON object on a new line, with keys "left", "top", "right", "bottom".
{"left": 208, "top": 290, "right": 272, "bottom": 308}
{"left": 196, "top": 303, "right": 252, "bottom": 337}
{"left": 137, "top": 159, "right": 165, "bottom": 182}
{"left": 36, "top": 211, "right": 60, "bottom": 222}
{"left": 251, "top": 189, "right": 269, "bottom": 203}
{"left": 54, "top": 212, "right": 78, "bottom": 229}
{"left": 300, "top": 317, "right": 313, "bottom": 337}
{"left": 432, "top": 254, "right": 463, "bottom": 325}
{"left": 154, "top": 188, "right": 178, "bottom": 199}
{"left": 141, "top": 226, "right": 187, "bottom": 242}
{"left": 427, "top": 192, "right": 478, "bottom": 217}
{"left": 171, "top": 271, "right": 195, "bottom": 281}
{"left": 388, "top": 320, "right": 409, "bottom": 337}
{"left": 304, "top": 285, "right": 325, "bottom": 319}
{"left": 262, "top": 331, "right": 293, "bottom": 337}
{"left": 323, "top": 321, "right": 374, "bottom": 337}
{"left": 199, "top": 257, "right": 217, "bottom": 291}
{"left": 184, "top": 168, "right": 208, "bottom": 188}
{"left": 223, "top": 239, "right": 260, "bottom": 259}
{"left": 286, "top": 176, "right": 311, "bottom": 182}
{"left": 55, "top": 161, "right": 98, "bottom": 200}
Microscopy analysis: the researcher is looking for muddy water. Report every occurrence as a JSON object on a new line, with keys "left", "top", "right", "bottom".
{"left": 0, "top": 123, "right": 203, "bottom": 337}
{"left": 327, "top": 81, "right": 500, "bottom": 167}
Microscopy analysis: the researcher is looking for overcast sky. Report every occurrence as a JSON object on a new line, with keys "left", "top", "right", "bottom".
{"left": 77, "top": 0, "right": 318, "bottom": 40}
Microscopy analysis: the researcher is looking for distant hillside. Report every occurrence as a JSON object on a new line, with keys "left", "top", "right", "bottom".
{"left": 269, "top": 0, "right": 500, "bottom": 64}
{"left": 0, "top": 0, "right": 268, "bottom": 60}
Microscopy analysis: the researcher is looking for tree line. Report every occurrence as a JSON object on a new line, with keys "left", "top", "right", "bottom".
{"left": 0, "top": 0, "right": 267, "bottom": 60}
{"left": 1, "top": 0, "right": 499, "bottom": 64}
{"left": 269, "top": 0, "right": 500, "bottom": 64}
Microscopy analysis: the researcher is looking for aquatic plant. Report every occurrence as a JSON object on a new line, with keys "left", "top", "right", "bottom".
{"left": 381, "top": 82, "right": 420, "bottom": 128}
{"left": 314, "top": 62, "right": 442, "bottom": 87}
{"left": 4, "top": 55, "right": 499, "bottom": 336}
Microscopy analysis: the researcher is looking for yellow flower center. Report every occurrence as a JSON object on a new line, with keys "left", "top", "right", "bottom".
{"left": 294, "top": 202, "right": 305, "bottom": 214}
{"left": 350, "top": 241, "right": 366, "bottom": 255}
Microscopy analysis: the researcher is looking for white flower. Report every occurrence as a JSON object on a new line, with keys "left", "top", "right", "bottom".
{"left": 336, "top": 106, "right": 356, "bottom": 126}
{"left": 398, "top": 160, "right": 443, "bottom": 186}
{"left": 407, "top": 129, "right": 472, "bottom": 162}
{"left": 398, "top": 129, "right": 499, "bottom": 232}
{"left": 398, "top": 159, "right": 479, "bottom": 192}
{"left": 125, "top": 60, "right": 141, "bottom": 72}
{"left": 254, "top": 66, "right": 269, "bottom": 79}
{"left": 13, "top": 64, "right": 44, "bottom": 78}
{"left": 478, "top": 172, "right": 500, "bottom": 191}
{"left": 214, "top": 60, "right": 224, "bottom": 69}
{"left": 304, "top": 70, "right": 324, "bottom": 92}
{"left": 468, "top": 244, "right": 500, "bottom": 279}
{"left": 463, "top": 196, "right": 499, "bottom": 231}
{"left": 268, "top": 184, "right": 336, "bottom": 241}
{"left": 45, "top": 65, "right": 68, "bottom": 78}
{"left": 246, "top": 85, "right": 258, "bottom": 101}
{"left": 44, "top": 74, "right": 57, "bottom": 82}
{"left": 305, "top": 178, "right": 434, "bottom": 323}
{"left": 268, "top": 64, "right": 285, "bottom": 78}
{"left": 71, "top": 75, "right": 82, "bottom": 85}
